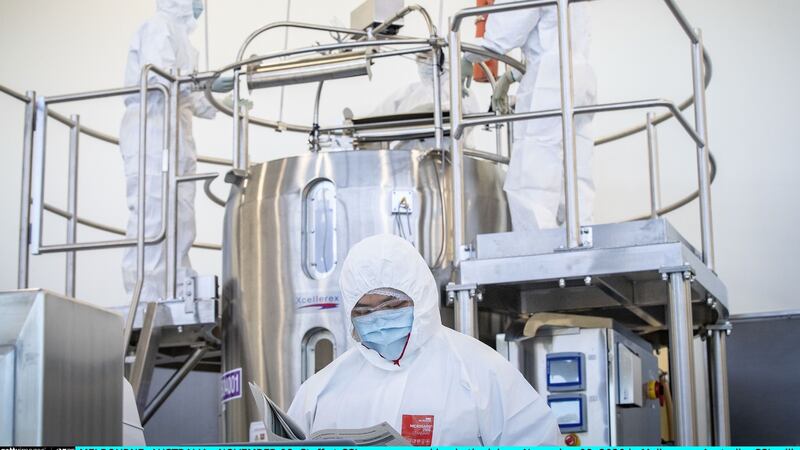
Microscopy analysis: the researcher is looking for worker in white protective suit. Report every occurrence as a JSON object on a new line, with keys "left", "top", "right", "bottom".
{"left": 463, "top": 0, "right": 597, "bottom": 231}
{"left": 119, "top": 0, "right": 231, "bottom": 301}
{"left": 287, "top": 234, "right": 560, "bottom": 445}
{"left": 369, "top": 53, "right": 480, "bottom": 151}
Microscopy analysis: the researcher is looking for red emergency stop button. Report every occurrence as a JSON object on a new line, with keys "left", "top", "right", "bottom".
{"left": 564, "top": 433, "right": 581, "bottom": 446}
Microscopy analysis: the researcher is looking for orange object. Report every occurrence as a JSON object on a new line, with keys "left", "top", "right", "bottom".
{"left": 564, "top": 433, "right": 581, "bottom": 446}
{"left": 473, "top": 0, "right": 498, "bottom": 82}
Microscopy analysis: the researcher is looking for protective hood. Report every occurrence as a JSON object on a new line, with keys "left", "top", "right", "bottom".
{"left": 415, "top": 53, "right": 455, "bottom": 83}
{"left": 339, "top": 234, "right": 442, "bottom": 370}
{"left": 156, "top": 0, "right": 197, "bottom": 31}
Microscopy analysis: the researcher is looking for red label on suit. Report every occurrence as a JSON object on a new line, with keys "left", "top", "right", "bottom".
{"left": 401, "top": 414, "right": 434, "bottom": 446}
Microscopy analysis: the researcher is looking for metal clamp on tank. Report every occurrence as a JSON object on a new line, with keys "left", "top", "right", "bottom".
{"left": 246, "top": 49, "right": 375, "bottom": 90}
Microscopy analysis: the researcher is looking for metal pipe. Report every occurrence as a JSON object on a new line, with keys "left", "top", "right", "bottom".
{"left": 663, "top": 0, "right": 700, "bottom": 43}
{"left": 247, "top": 52, "right": 372, "bottom": 90}
{"left": 459, "top": 99, "right": 705, "bottom": 147}
{"left": 448, "top": 28, "right": 467, "bottom": 264}
{"left": 667, "top": 271, "right": 698, "bottom": 444}
{"left": 65, "top": 114, "right": 80, "bottom": 297}
{"left": 236, "top": 21, "right": 369, "bottom": 62}
{"left": 477, "top": 61, "right": 505, "bottom": 157}
{"left": 593, "top": 51, "right": 710, "bottom": 146}
{"left": 241, "top": 108, "right": 249, "bottom": 168}
{"left": 0, "top": 83, "right": 30, "bottom": 101}
{"left": 368, "top": 4, "right": 437, "bottom": 38}
{"left": 310, "top": 81, "right": 324, "bottom": 152}
{"left": 556, "top": 0, "right": 581, "bottom": 249}
{"left": 203, "top": 178, "right": 226, "bottom": 207}
{"left": 431, "top": 49, "right": 444, "bottom": 152}
{"left": 232, "top": 69, "right": 242, "bottom": 170}
{"left": 141, "top": 346, "right": 209, "bottom": 425}
{"left": 692, "top": 29, "right": 715, "bottom": 271}
{"left": 205, "top": 39, "right": 432, "bottom": 133}
{"left": 708, "top": 329, "right": 731, "bottom": 445}
{"left": 124, "top": 66, "right": 154, "bottom": 351}
{"left": 17, "top": 91, "right": 35, "bottom": 288}
{"left": 454, "top": 290, "right": 478, "bottom": 337}
{"left": 464, "top": 148, "right": 509, "bottom": 164}
{"left": 646, "top": 112, "right": 662, "bottom": 219}
{"left": 167, "top": 75, "right": 180, "bottom": 299}
{"left": 461, "top": 43, "right": 527, "bottom": 74}
{"left": 176, "top": 172, "right": 218, "bottom": 183}
{"left": 47, "top": 84, "right": 169, "bottom": 104}
{"left": 30, "top": 96, "right": 48, "bottom": 255}
{"left": 451, "top": 0, "right": 556, "bottom": 31}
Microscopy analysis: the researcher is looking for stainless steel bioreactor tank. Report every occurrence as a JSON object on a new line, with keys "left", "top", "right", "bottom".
{"left": 221, "top": 148, "right": 509, "bottom": 440}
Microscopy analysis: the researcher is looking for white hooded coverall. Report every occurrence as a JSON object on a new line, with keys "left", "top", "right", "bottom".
{"left": 119, "top": 0, "right": 216, "bottom": 301}
{"left": 287, "top": 234, "right": 560, "bottom": 445}
{"left": 480, "top": 0, "right": 597, "bottom": 231}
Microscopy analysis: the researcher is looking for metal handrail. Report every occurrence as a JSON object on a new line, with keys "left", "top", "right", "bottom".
{"left": 447, "top": 0, "right": 717, "bottom": 254}
{"left": 1, "top": 0, "right": 716, "bottom": 245}
{"left": 1, "top": 83, "right": 223, "bottom": 249}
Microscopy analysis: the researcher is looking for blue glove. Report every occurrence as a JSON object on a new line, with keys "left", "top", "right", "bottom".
{"left": 211, "top": 76, "right": 234, "bottom": 93}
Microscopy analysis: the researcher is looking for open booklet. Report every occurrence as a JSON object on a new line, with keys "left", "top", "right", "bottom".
{"left": 248, "top": 381, "right": 410, "bottom": 446}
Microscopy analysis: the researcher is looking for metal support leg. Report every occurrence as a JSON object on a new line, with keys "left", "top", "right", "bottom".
{"left": 646, "top": 112, "right": 662, "bottom": 219}
{"left": 128, "top": 302, "right": 162, "bottom": 413}
{"left": 707, "top": 329, "right": 731, "bottom": 445}
{"left": 65, "top": 114, "right": 79, "bottom": 297}
{"left": 448, "top": 283, "right": 479, "bottom": 338}
{"left": 556, "top": 0, "right": 581, "bottom": 249}
{"left": 17, "top": 91, "right": 35, "bottom": 288}
{"left": 454, "top": 290, "right": 478, "bottom": 338}
{"left": 667, "top": 271, "right": 697, "bottom": 444}
{"left": 448, "top": 29, "right": 467, "bottom": 263}
{"left": 142, "top": 345, "right": 208, "bottom": 425}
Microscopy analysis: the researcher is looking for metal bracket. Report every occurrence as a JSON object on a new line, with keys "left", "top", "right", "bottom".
{"left": 580, "top": 226, "right": 594, "bottom": 248}
{"left": 456, "top": 244, "right": 474, "bottom": 262}
{"left": 182, "top": 275, "right": 219, "bottom": 314}
{"left": 659, "top": 264, "right": 695, "bottom": 281}
{"left": 224, "top": 168, "right": 248, "bottom": 186}
{"left": 391, "top": 189, "right": 414, "bottom": 214}
{"left": 182, "top": 277, "right": 196, "bottom": 314}
{"left": 702, "top": 321, "right": 733, "bottom": 337}
{"left": 553, "top": 226, "right": 593, "bottom": 252}
{"left": 445, "top": 282, "right": 482, "bottom": 306}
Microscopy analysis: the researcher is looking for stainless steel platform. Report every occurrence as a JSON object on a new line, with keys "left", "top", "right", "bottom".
{"left": 459, "top": 219, "right": 729, "bottom": 334}
{"left": 111, "top": 299, "right": 220, "bottom": 369}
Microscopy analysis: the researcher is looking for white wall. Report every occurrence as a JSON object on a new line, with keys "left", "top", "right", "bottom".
{"left": 0, "top": 0, "right": 797, "bottom": 315}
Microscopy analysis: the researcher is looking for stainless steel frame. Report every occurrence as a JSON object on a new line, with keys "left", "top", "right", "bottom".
{"left": 445, "top": 0, "right": 728, "bottom": 445}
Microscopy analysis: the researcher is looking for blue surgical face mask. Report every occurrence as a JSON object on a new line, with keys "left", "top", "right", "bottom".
{"left": 192, "top": 0, "right": 204, "bottom": 19}
{"left": 352, "top": 306, "right": 414, "bottom": 361}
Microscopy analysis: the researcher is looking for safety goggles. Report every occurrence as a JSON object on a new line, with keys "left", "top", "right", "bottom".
{"left": 351, "top": 288, "right": 413, "bottom": 318}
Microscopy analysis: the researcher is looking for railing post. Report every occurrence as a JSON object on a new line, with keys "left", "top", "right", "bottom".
{"left": 232, "top": 68, "right": 243, "bottom": 170}
{"left": 692, "top": 28, "right": 715, "bottom": 270}
{"left": 431, "top": 47, "right": 444, "bottom": 152}
{"left": 18, "top": 91, "right": 35, "bottom": 288}
{"left": 166, "top": 73, "right": 180, "bottom": 299}
{"left": 65, "top": 114, "right": 80, "bottom": 297}
{"left": 448, "top": 27, "right": 467, "bottom": 263}
{"left": 646, "top": 112, "right": 662, "bottom": 219}
{"left": 556, "top": 0, "right": 581, "bottom": 248}
{"left": 30, "top": 96, "right": 48, "bottom": 256}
